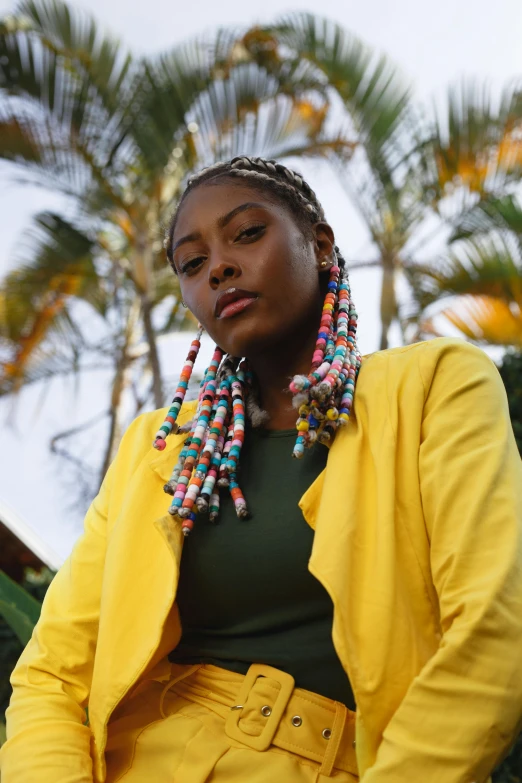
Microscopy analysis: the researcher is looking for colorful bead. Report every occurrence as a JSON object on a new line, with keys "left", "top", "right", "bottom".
{"left": 291, "top": 264, "right": 361, "bottom": 457}
{"left": 153, "top": 326, "right": 204, "bottom": 450}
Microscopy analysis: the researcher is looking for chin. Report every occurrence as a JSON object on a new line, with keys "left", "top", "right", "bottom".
{"left": 208, "top": 316, "right": 276, "bottom": 359}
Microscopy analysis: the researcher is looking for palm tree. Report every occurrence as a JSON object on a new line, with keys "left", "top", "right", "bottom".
{"left": 403, "top": 82, "right": 522, "bottom": 349}
{"left": 253, "top": 25, "right": 522, "bottom": 353}
{"left": 2, "top": 4, "right": 405, "bottom": 483}
{"left": 261, "top": 14, "right": 414, "bottom": 350}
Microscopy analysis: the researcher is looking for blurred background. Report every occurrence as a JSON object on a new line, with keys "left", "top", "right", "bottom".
{"left": 0, "top": 0, "right": 521, "bottom": 774}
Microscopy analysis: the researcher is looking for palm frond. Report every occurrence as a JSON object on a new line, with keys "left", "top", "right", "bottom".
{"left": 450, "top": 193, "right": 522, "bottom": 242}
{"left": 0, "top": 0, "right": 137, "bottom": 192}
{"left": 268, "top": 13, "right": 411, "bottom": 152}
{"left": 0, "top": 338, "right": 108, "bottom": 394}
{"left": 0, "top": 114, "right": 44, "bottom": 164}
{"left": 266, "top": 15, "right": 415, "bottom": 243}
{"left": 16, "top": 0, "right": 133, "bottom": 109}
{"left": 406, "top": 235, "right": 522, "bottom": 316}
{"left": 422, "top": 295, "right": 522, "bottom": 348}
{"left": 189, "top": 71, "right": 355, "bottom": 165}
{"left": 0, "top": 211, "right": 106, "bottom": 390}
{"left": 225, "top": 24, "right": 328, "bottom": 97}
{"left": 133, "top": 24, "right": 344, "bottom": 180}
{"left": 423, "top": 80, "right": 522, "bottom": 201}
{"left": 130, "top": 38, "right": 216, "bottom": 177}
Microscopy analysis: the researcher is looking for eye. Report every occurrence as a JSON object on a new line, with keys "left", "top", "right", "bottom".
{"left": 235, "top": 223, "right": 265, "bottom": 242}
{"left": 180, "top": 256, "right": 205, "bottom": 275}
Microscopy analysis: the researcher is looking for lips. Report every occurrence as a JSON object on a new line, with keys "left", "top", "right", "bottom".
{"left": 215, "top": 288, "right": 259, "bottom": 318}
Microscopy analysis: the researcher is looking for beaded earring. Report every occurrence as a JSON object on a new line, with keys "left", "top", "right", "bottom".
{"left": 289, "top": 260, "right": 360, "bottom": 456}
{"left": 152, "top": 326, "right": 204, "bottom": 450}
{"left": 154, "top": 342, "right": 249, "bottom": 536}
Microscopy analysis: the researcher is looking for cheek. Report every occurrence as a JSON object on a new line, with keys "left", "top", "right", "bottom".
{"left": 263, "top": 232, "right": 316, "bottom": 292}
{"left": 180, "top": 282, "right": 210, "bottom": 322}
{"left": 277, "top": 247, "right": 319, "bottom": 311}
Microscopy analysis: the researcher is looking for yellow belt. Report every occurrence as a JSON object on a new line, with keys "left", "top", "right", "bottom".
{"left": 159, "top": 662, "right": 358, "bottom": 778}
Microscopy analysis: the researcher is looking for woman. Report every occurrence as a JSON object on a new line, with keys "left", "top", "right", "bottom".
{"left": 2, "top": 156, "right": 522, "bottom": 783}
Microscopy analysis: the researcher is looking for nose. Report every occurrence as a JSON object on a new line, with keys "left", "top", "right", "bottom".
{"left": 208, "top": 257, "right": 241, "bottom": 289}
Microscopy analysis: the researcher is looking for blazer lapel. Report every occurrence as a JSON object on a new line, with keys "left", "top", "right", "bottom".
{"left": 148, "top": 436, "right": 188, "bottom": 558}
{"left": 90, "top": 427, "right": 189, "bottom": 749}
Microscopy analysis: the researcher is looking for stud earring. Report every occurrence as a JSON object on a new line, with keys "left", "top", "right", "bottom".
{"left": 181, "top": 299, "right": 187, "bottom": 308}
{"left": 320, "top": 260, "right": 328, "bottom": 268}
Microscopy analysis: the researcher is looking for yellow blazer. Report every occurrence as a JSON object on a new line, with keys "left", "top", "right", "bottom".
{"left": 2, "top": 338, "right": 522, "bottom": 783}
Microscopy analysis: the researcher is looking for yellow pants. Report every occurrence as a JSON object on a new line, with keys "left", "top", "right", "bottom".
{"left": 105, "top": 662, "right": 359, "bottom": 782}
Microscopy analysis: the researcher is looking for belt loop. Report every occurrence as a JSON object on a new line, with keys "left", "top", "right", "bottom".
{"left": 159, "top": 664, "right": 203, "bottom": 718}
{"left": 319, "top": 701, "right": 348, "bottom": 777}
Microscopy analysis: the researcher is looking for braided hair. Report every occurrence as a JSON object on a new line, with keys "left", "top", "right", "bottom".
{"left": 157, "top": 156, "right": 361, "bottom": 535}
{"left": 165, "top": 156, "right": 348, "bottom": 271}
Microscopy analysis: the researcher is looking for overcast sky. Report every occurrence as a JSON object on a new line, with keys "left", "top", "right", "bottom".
{"left": 1, "top": 0, "right": 521, "bottom": 562}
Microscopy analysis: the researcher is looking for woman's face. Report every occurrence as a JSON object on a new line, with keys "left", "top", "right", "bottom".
{"left": 170, "top": 180, "right": 334, "bottom": 359}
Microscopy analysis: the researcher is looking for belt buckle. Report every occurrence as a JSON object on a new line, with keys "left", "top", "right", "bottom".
{"left": 225, "top": 663, "right": 295, "bottom": 751}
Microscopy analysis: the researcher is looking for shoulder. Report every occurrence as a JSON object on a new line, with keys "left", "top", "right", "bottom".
{"left": 359, "top": 337, "right": 499, "bottom": 392}
{"left": 360, "top": 336, "right": 493, "bottom": 369}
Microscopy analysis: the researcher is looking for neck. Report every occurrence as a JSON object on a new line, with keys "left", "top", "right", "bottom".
{"left": 248, "top": 326, "right": 318, "bottom": 431}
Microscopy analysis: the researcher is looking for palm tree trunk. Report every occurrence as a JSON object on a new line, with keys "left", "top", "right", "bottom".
{"left": 141, "top": 295, "right": 163, "bottom": 408}
{"left": 99, "top": 350, "right": 130, "bottom": 485}
{"left": 379, "top": 258, "right": 397, "bottom": 351}
{"left": 99, "top": 299, "right": 141, "bottom": 486}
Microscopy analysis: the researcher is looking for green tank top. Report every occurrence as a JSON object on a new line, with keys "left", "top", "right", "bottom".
{"left": 169, "top": 426, "right": 355, "bottom": 710}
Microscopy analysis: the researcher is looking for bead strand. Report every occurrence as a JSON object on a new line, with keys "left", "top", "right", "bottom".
{"left": 196, "top": 386, "right": 230, "bottom": 512}
{"left": 225, "top": 375, "right": 245, "bottom": 478}
{"left": 197, "top": 431, "right": 226, "bottom": 514}
{"left": 168, "top": 347, "right": 222, "bottom": 527}
{"left": 289, "top": 265, "right": 340, "bottom": 396}
{"left": 290, "top": 265, "right": 361, "bottom": 457}
{"left": 209, "top": 491, "right": 220, "bottom": 522}
{"left": 181, "top": 382, "right": 231, "bottom": 527}
{"left": 218, "top": 420, "right": 235, "bottom": 487}
{"left": 153, "top": 326, "right": 203, "bottom": 450}
{"left": 225, "top": 366, "right": 248, "bottom": 519}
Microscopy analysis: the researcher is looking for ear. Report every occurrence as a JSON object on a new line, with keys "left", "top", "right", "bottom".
{"left": 313, "top": 222, "right": 335, "bottom": 270}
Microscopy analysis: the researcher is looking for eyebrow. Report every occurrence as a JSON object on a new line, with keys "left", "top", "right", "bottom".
{"left": 171, "top": 202, "right": 266, "bottom": 254}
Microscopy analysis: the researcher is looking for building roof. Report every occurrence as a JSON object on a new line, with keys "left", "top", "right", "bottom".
{"left": 0, "top": 499, "right": 63, "bottom": 573}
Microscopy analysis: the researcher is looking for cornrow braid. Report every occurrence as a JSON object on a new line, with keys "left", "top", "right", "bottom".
{"left": 157, "top": 156, "right": 361, "bottom": 535}
{"left": 164, "top": 156, "right": 348, "bottom": 268}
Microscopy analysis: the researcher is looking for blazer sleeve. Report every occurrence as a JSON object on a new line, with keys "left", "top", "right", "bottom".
{"left": 0, "top": 411, "right": 151, "bottom": 783}
{"left": 362, "top": 340, "right": 522, "bottom": 783}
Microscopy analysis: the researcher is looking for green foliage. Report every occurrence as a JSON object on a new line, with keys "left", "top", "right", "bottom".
{"left": 0, "top": 569, "right": 51, "bottom": 722}
{"left": 493, "top": 731, "right": 522, "bottom": 782}
{"left": 400, "top": 81, "right": 522, "bottom": 348}
{"left": 491, "top": 351, "right": 522, "bottom": 781}
{"left": 498, "top": 351, "right": 522, "bottom": 455}
{"left": 0, "top": 569, "right": 42, "bottom": 645}
{"left": 0, "top": 619, "right": 23, "bottom": 719}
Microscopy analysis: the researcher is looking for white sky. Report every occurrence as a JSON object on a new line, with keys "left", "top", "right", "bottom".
{"left": 1, "top": 0, "right": 521, "bottom": 562}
